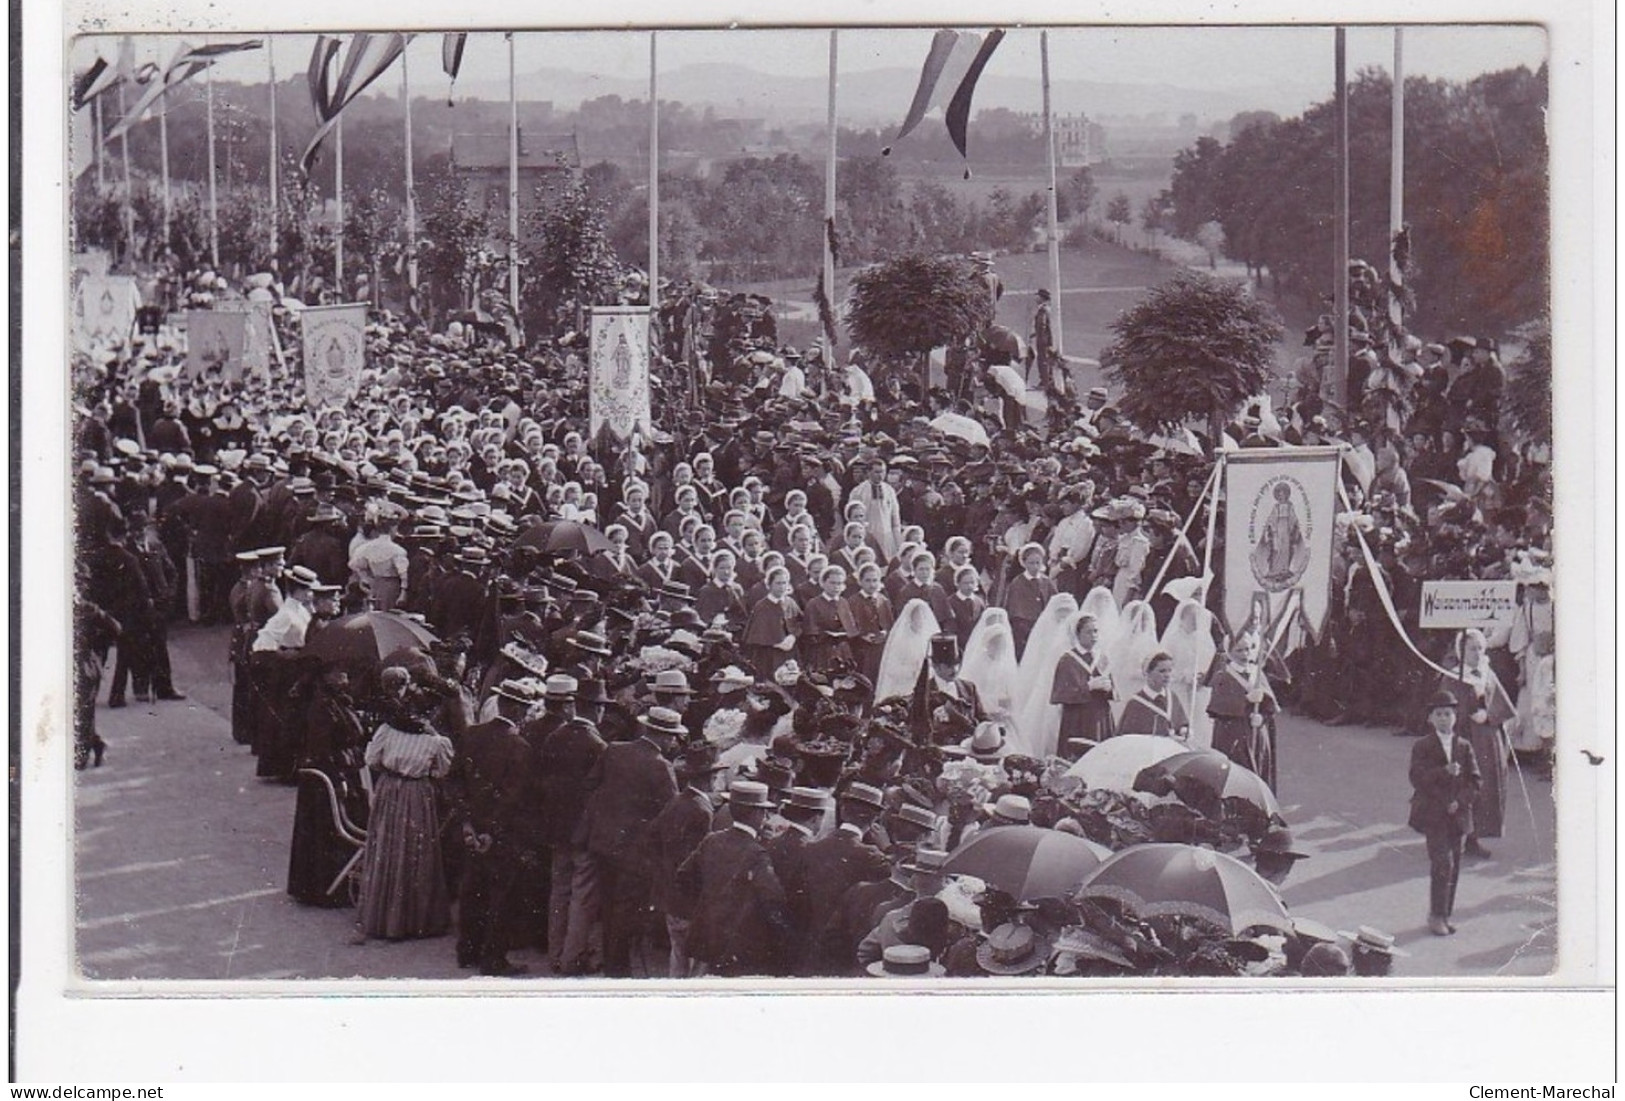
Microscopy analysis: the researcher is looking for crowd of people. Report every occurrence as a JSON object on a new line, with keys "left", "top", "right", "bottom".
{"left": 70, "top": 252, "right": 1554, "bottom": 978}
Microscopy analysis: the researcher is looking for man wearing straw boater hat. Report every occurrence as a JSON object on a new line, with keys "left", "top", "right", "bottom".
{"left": 674, "top": 779, "right": 794, "bottom": 977}
{"left": 576, "top": 706, "right": 681, "bottom": 977}
{"left": 648, "top": 741, "right": 729, "bottom": 978}
{"left": 793, "top": 781, "right": 891, "bottom": 976}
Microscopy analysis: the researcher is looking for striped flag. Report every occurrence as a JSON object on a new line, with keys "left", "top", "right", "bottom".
{"left": 1388, "top": 224, "right": 1410, "bottom": 335}
{"left": 300, "top": 32, "right": 406, "bottom": 174}
{"left": 104, "top": 41, "right": 259, "bottom": 143}
{"left": 442, "top": 32, "right": 467, "bottom": 104}
{"left": 71, "top": 56, "right": 120, "bottom": 110}
{"left": 881, "top": 28, "right": 1006, "bottom": 177}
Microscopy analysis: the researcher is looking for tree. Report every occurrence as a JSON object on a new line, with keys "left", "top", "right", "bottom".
{"left": 845, "top": 254, "right": 995, "bottom": 370}
{"left": 522, "top": 167, "right": 623, "bottom": 334}
{"left": 1501, "top": 316, "right": 1551, "bottom": 448}
{"left": 416, "top": 165, "right": 492, "bottom": 323}
{"left": 1105, "top": 192, "right": 1132, "bottom": 244}
{"left": 1101, "top": 271, "right": 1285, "bottom": 440}
{"left": 1141, "top": 194, "right": 1174, "bottom": 247}
{"left": 1056, "top": 166, "right": 1097, "bottom": 223}
{"left": 1196, "top": 220, "right": 1227, "bottom": 269}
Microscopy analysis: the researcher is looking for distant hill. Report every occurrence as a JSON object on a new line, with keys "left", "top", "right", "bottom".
{"left": 440, "top": 61, "right": 1329, "bottom": 127}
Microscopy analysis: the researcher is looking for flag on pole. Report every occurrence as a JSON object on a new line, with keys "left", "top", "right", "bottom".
{"left": 300, "top": 303, "right": 368, "bottom": 408}
{"left": 301, "top": 33, "right": 406, "bottom": 174}
{"left": 944, "top": 29, "right": 1005, "bottom": 177}
{"left": 104, "top": 42, "right": 258, "bottom": 143}
{"left": 185, "top": 309, "right": 250, "bottom": 382}
{"left": 882, "top": 28, "right": 1006, "bottom": 176}
{"left": 71, "top": 56, "right": 121, "bottom": 110}
{"left": 442, "top": 32, "right": 467, "bottom": 104}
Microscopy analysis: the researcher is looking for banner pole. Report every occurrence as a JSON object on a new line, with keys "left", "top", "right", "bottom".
{"left": 1147, "top": 459, "right": 1220, "bottom": 599}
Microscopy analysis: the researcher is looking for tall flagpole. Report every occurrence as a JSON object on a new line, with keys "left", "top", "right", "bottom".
{"left": 649, "top": 32, "right": 659, "bottom": 308}
{"left": 206, "top": 58, "right": 220, "bottom": 269}
{"left": 94, "top": 96, "right": 106, "bottom": 189}
{"left": 335, "top": 111, "right": 345, "bottom": 294}
{"left": 268, "top": 38, "right": 279, "bottom": 265}
{"left": 1332, "top": 27, "right": 1350, "bottom": 408}
{"left": 1388, "top": 27, "right": 1405, "bottom": 334}
{"left": 402, "top": 41, "right": 418, "bottom": 310}
{"left": 159, "top": 80, "right": 171, "bottom": 249}
{"left": 117, "top": 54, "right": 135, "bottom": 260}
{"left": 508, "top": 32, "right": 520, "bottom": 314}
{"left": 1041, "top": 30, "right": 1064, "bottom": 362}
{"left": 822, "top": 29, "right": 837, "bottom": 346}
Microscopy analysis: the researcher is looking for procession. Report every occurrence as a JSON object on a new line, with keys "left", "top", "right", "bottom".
{"left": 66, "top": 26, "right": 1560, "bottom": 985}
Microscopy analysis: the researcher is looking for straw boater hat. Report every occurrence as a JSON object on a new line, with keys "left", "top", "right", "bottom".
{"left": 637, "top": 706, "right": 688, "bottom": 740}
{"left": 721, "top": 779, "right": 775, "bottom": 810}
{"left": 543, "top": 674, "right": 579, "bottom": 700}
{"left": 283, "top": 565, "right": 320, "bottom": 590}
{"left": 1337, "top": 925, "right": 1410, "bottom": 958}
{"left": 492, "top": 679, "right": 544, "bottom": 707}
{"left": 976, "top": 923, "right": 1049, "bottom": 975}
{"left": 983, "top": 793, "right": 1032, "bottom": 825}
{"left": 866, "top": 943, "right": 946, "bottom": 979}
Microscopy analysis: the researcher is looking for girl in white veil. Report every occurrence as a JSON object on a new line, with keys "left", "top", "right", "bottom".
{"left": 1108, "top": 600, "right": 1160, "bottom": 718}
{"left": 874, "top": 597, "right": 942, "bottom": 703}
{"left": 1079, "top": 586, "right": 1122, "bottom": 660}
{"left": 1161, "top": 598, "right": 1218, "bottom": 749}
{"left": 1013, "top": 593, "right": 1081, "bottom": 759}
{"left": 959, "top": 608, "right": 1025, "bottom": 751}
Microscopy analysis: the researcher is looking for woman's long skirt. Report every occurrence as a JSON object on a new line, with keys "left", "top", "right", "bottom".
{"left": 287, "top": 768, "right": 359, "bottom": 908}
{"left": 356, "top": 773, "right": 451, "bottom": 940}
{"left": 1466, "top": 722, "right": 1508, "bottom": 839}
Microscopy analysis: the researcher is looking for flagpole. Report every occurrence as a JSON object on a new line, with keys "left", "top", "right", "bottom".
{"left": 268, "top": 37, "right": 279, "bottom": 265}
{"left": 335, "top": 110, "right": 345, "bottom": 294}
{"left": 94, "top": 95, "right": 106, "bottom": 189}
{"left": 649, "top": 32, "right": 659, "bottom": 308}
{"left": 1041, "top": 30, "right": 1064, "bottom": 359}
{"left": 508, "top": 32, "right": 519, "bottom": 314}
{"left": 1389, "top": 27, "right": 1405, "bottom": 334}
{"left": 402, "top": 41, "right": 418, "bottom": 309}
{"left": 206, "top": 58, "right": 220, "bottom": 269}
{"left": 159, "top": 80, "right": 171, "bottom": 249}
{"left": 117, "top": 63, "right": 135, "bottom": 261}
{"left": 1332, "top": 27, "right": 1349, "bottom": 410}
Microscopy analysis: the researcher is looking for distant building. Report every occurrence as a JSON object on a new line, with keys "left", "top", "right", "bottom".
{"left": 449, "top": 128, "right": 582, "bottom": 222}
{"left": 1054, "top": 114, "right": 1107, "bottom": 168}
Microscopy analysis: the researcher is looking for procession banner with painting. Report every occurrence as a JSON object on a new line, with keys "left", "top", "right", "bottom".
{"left": 300, "top": 303, "right": 368, "bottom": 410}
{"left": 73, "top": 275, "right": 141, "bottom": 353}
{"left": 185, "top": 309, "right": 249, "bottom": 383}
{"left": 1221, "top": 447, "right": 1342, "bottom": 641}
{"left": 216, "top": 300, "right": 279, "bottom": 381}
{"left": 588, "top": 306, "right": 652, "bottom": 443}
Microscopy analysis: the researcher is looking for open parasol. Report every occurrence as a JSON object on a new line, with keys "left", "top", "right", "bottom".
{"left": 928, "top": 412, "right": 991, "bottom": 449}
{"left": 304, "top": 611, "right": 439, "bottom": 675}
{"left": 944, "top": 824, "right": 1112, "bottom": 902}
{"left": 1133, "top": 749, "right": 1280, "bottom": 819}
{"left": 1066, "top": 734, "right": 1190, "bottom": 792}
{"left": 514, "top": 519, "right": 615, "bottom": 556}
{"left": 1075, "top": 843, "right": 1291, "bottom": 935}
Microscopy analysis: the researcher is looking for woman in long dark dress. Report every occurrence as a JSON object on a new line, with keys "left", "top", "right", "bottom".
{"left": 287, "top": 665, "right": 369, "bottom": 907}
{"left": 355, "top": 688, "right": 456, "bottom": 940}
{"left": 1435, "top": 628, "right": 1516, "bottom": 858}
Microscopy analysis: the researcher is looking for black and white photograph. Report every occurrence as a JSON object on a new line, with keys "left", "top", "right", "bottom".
{"left": 14, "top": 0, "right": 1614, "bottom": 1083}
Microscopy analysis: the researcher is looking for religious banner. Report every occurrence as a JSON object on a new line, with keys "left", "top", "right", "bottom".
{"left": 185, "top": 309, "right": 249, "bottom": 383}
{"left": 216, "top": 300, "right": 278, "bottom": 381}
{"left": 589, "top": 306, "right": 652, "bottom": 443}
{"left": 1418, "top": 580, "right": 1521, "bottom": 631}
{"left": 300, "top": 303, "right": 368, "bottom": 409}
{"left": 73, "top": 275, "right": 141, "bottom": 353}
{"left": 1221, "top": 447, "right": 1342, "bottom": 639}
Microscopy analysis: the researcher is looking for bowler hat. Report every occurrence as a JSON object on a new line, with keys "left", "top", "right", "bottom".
{"left": 1425, "top": 691, "right": 1460, "bottom": 713}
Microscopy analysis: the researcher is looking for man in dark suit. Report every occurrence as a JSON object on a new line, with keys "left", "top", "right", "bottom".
{"left": 648, "top": 743, "right": 727, "bottom": 977}
{"left": 799, "top": 782, "right": 891, "bottom": 976}
{"left": 575, "top": 706, "right": 681, "bottom": 977}
{"left": 445, "top": 680, "right": 540, "bottom": 976}
{"left": 675, "top": 779, "right": 794, "bottom": 977}
{"left": 1408, "top": 691, "right": 1483, "bottom": 937}
{"left": 765, "top": 787, "right": 832, "bottom": 949}
{"left": 919, "top": 634, "right": 987, "bottom": 746}
{"left": 429, "top": 547, "right": 490, "bottom": 644}
{"left": 531, "top": 675, "right": 607, "bottom": 973}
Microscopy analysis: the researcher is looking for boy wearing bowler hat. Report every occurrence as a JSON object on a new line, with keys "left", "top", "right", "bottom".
{"left": 1408, "top": 691, "right": 1482, "bottom": 936}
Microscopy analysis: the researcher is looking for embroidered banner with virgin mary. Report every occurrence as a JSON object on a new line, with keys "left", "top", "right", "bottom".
{"left": 588, "top": 306, "right": 652, "bottom": 443}
{"left": 1221, "top": 447, "right": 1342, "bottom": 639}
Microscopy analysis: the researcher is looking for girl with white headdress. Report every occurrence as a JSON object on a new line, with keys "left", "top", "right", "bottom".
{"left": 1010, "top": 593, "right": 1082, "bottom": 759}
{"left": 874, "top": 598, "right": 942, "bottom": 703}
{"left": 1108, "top": 600, "right": 1161, "bottom": 716}
{"left": 1078, "top": 586, "right": 1122, "bottom": 660}
{"left": 958, "top": 608, "right": 1026, "bottom": 752}
{"left": 1160, "top": 598, "right": 1218, "bottom": 748}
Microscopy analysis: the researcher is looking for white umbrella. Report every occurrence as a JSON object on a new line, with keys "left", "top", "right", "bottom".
{"left": 1065, "top": 734, "right": 1188, "bottom": 791}
{"left": 929, "top": 412, "right": 991, "bottom": 448}
{"left": 987, "top": 364, "right": 1048, "bottom": 411}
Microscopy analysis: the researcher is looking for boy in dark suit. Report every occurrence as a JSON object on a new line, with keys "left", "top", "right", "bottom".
{"left": 1409, "top": 691, "right": 1483, "bottom": 936}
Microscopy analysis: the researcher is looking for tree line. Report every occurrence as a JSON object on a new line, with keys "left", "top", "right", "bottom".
{"left": 1152, "top": 64, "right": 1548, "bottom": 338}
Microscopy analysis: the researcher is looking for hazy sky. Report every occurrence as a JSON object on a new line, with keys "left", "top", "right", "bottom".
{"left": 74, "top": 24, "right": 1547, "bottom": 115}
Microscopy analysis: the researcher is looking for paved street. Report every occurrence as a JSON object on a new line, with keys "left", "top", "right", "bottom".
{"left": 74, "top": 623, "right": 1556, "bottom": 982}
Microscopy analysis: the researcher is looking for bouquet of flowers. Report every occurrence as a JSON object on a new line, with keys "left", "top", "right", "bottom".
{"left": 703, "top": 707, "right": 747, "bottom": 748}
{"left": 629, "top": 645, "right": 696, "bottom": 676}
{"left": 936, "top": 757, "right": 1003, "bottom": 807}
